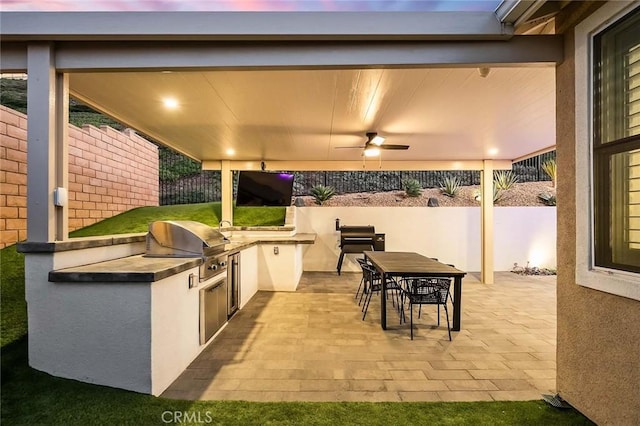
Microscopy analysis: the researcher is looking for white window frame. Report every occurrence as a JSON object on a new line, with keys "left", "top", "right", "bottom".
{"left": 575, "top": 1, "right": 640, "bottom": 301}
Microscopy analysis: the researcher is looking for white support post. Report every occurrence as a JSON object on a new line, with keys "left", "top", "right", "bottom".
{"left": 220, "top": 160, "right": 233, "bottom": 225}
{"left": 26, "top": 43, "right": 68, "bottom": 242}
{"left": 481, "top": 160, "right": 494, "bottom": 284}
{"left": 55, "top": 73, "right": 69, "bottom": 241}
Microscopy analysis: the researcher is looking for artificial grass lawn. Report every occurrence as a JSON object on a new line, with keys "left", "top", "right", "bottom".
{"left": 1, "top": 337, "right": 593, "bottom": 426}
{"left": 0, "top": 204, "right": 593, "bottom": 425}
{"left": 0, "top": 245, "right": 26, "bottom": 347}
{"left": 70, "top": 202, "right": 286, "bottom": 237}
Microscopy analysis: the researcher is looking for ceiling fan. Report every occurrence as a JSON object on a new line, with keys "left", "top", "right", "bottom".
{"left": 336, "top": 132, "right": 410, "bottom": 156}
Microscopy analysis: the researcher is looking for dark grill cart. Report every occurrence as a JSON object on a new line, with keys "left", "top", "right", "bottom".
{"left": 336, "top": 225, "right": 384, "bottom": 274}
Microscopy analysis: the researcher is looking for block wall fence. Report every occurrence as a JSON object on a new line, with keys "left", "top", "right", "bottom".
{"left": 0, "top": 106, "right": 159, "bottom": 248}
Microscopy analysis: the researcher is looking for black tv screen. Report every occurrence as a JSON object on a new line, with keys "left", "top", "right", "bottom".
{"left": 236, "top": 171, "right": 294, "bottom": 207}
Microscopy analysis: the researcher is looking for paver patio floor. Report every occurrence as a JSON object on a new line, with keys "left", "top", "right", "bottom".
{"left": 162, "top": 271, "right": 556, "bottom": 402}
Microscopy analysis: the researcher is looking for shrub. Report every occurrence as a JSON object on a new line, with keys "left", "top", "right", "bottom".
{"left": 494, "top": 170, "right": 518, "bottom": 190}
{"left": 538, "top": 192, "right": 557, "bottom": 206}
{"left": 310, "top": 185, "right": 335, "bottom": 205}
{"left": 439, "top": 176, "right": 461, "bottom": 198}
{"left": 541, "top": 159, "right": 557, "bottom": 188}
{"left": 493, "top": 185, "right": 503, "bottom": 203}
{"left": 473, "top": 185, "right": 503, "bottom": 203}
{"left": 403, "top": 179, "right": 423, "bottom": 197}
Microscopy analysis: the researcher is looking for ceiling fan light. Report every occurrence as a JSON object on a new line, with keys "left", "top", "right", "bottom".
{"left": 370, "top": 135, "right": 385, "bottom": 146}
{"left": 364, "top": 147, "right": 380, "bottom": 157}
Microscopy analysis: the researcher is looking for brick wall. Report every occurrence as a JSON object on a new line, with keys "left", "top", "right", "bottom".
{"left": 0, "top": 105, "right": 159, "bottom": 248}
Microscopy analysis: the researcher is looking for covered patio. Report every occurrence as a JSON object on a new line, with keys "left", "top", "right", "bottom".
{"left": 3, "top": 1, "right": 561, "bottom": 403}
{"left": 163, "top": 272, "right": 556, "bottom": 402}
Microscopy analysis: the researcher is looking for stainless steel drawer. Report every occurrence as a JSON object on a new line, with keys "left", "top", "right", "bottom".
{"left": 199, "top": 276, "right": 228, "bottom": 345}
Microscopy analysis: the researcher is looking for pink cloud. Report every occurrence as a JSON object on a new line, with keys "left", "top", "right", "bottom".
{"left": 1, "top": 0, "right": 500, "bottom": 12}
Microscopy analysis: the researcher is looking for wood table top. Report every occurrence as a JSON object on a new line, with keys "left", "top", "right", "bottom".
{"left": 364, "top": 251, "right": 466, "bottom": 277}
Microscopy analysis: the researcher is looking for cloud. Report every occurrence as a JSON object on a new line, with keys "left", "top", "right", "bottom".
{"left": 1, "top": 0, "right": 500, "bottom": 12}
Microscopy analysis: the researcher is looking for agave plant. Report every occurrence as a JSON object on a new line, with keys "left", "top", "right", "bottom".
{"left": 493, "top": 185, "right": 503, "bottom": 203}
{"left": 439, "top": 176, "right": 461, "bottom": 198}
{"left": 403, "top": 179, "right": 423, "bottom": 197}
{"left": 309, "top": 184, "right": 335, "bottom": 205}
{"left": 538, "top": 192, "right": 557, "bottom": 206}
{"left": 494, "top": 170, "right": 518, "bottom": 190}
{"left": 473, "top": 185, "right": 503, "bottom": 203}
{"left": 541, "top": 159, "right": 557, "bottom": 188}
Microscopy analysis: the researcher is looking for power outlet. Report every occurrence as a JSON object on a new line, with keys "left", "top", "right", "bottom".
{"left": 273, "top": 246, "right": 279, "bottom": 255}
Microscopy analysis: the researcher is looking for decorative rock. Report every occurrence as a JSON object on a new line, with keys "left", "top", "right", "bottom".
{"left": 294, "top": 197, "right": 306, "bottom": 207}
{"left": 427, "top": 197, "right": 439, "bottom": 207}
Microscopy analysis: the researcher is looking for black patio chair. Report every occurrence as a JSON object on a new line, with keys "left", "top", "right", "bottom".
{"left": 355, "top": 257, "right": 368, "bottom": 303}
{"left": 359, "top": 262, "right": 401, "bottom": 320}
{"left": 400, "top": 277, "right": 452, "bottom": 340}
{"left": 429, "top": 258, "right": 456, "bottom": 306}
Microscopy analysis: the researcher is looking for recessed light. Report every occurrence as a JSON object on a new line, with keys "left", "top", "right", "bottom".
{"left": 163, "top": 98, "right": 179, "bottom": 109}
{"left": 488, "top": 148, "right": 499, "bottom": 156}
{"left": 226, "top": 148, "right": 235, "bottom": 156}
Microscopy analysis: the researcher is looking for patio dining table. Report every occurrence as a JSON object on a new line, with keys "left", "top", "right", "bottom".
{"left": 363, "top": 251, "right": 467, "bottom": 331}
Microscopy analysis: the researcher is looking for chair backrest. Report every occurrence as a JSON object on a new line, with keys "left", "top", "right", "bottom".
{"left": 356, "top": 258, "right": 369, "bottom": 268}
{"left": 404, "top": 277, "right": 450, "bottom": 304}
{"left": 360, "top": 262, "right": 381, "bottom": 282}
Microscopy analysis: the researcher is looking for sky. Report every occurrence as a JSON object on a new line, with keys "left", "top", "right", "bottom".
{"left": 1, "top": 0, "right": 502, "bottom": 12}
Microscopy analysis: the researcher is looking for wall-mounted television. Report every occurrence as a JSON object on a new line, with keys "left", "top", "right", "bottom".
{"left": 235, "top": 171, "right": 295, "bottom": 207}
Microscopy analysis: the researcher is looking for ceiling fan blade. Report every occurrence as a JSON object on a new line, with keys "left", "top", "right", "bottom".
{"left": 379, "top": 144, "right": 410, "bottom": 150}
{"left": 335, "top": 145, "right": 366, "bottom": 149}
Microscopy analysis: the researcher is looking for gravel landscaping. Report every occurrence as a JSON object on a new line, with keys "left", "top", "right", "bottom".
{"left": 297, "top": 181, "right": 556, "bottom": 207}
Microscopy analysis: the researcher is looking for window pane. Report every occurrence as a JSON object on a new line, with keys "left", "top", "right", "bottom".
{"left": 594, "top": 7, "right": 640, "bottom": 273}
{"left": 610, "top": 149, "right": 640, "bottom": 266}
{"left": 596, "top": 10, "right": 640, "bottom": 144}
{"left": 628, "top": 45, "right": 640, "bottom": 137}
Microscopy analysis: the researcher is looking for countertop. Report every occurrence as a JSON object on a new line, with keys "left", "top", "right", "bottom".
{"left": 48, "top": 233, "right": 315, "bottom": 283}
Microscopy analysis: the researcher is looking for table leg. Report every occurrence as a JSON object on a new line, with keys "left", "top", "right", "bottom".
{"left": 381, "top": 271, "right": 387, "bottom": 330}
{"left": 452, "top": 276, "right": 462, "bottom": 331}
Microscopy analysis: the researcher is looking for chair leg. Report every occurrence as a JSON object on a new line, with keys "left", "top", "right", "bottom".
{"left": 355, "top": 277, "right": 364, "bottom": 300}
{"left": 358, "top": 279, "right": 368, "bottom": 306}
{"left": 391, "top": 287, "right": 396, "bottom": 308}
{"left": 437, "top": 304, "right": 440, "bottom": 326}
{"left": 362, "top": 288, "right": 375, "bottom": 320}
{"left": 361, "top": 287, "right": 368, "bottom": 312}
{"left": 362, "top": 292, "right": 370, "bottom": 319}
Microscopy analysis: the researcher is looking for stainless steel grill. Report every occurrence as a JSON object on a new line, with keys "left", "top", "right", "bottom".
{"left": 145, "top": 220, "right": 229, "bottom": 282}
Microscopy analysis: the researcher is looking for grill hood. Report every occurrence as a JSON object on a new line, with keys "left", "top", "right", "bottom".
{"left": 146, "top": 220, "right": 229, "bottom": 258}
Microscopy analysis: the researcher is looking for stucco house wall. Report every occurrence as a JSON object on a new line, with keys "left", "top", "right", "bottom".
{"left": 556, "top": 3, "right": 640, "bottom": 425}
{"left": 0, "top": 105, "right": 159, "bottom": 247}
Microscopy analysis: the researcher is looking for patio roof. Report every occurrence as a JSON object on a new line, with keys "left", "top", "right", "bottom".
{"left": 1, "top": 8, "right": 560, "bottom": 166}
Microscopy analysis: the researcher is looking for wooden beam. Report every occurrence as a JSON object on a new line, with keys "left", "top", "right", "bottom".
{"left": 202, "top": 160, "right": 513, "bottom": 172}
{"left": 52, "top": 37, "right": 563, "bottom": 71}
{"left": 1, "top": 11, "right": 507, "bottom": 41}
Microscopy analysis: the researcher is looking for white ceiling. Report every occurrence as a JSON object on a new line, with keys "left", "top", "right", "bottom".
{"left": 69, "top": 65, "right": 555, "bottom": 163}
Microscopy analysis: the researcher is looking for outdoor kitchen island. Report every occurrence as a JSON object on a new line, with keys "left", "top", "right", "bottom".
{"left": 18, "top": 226, "right": 315, "bottom": 396}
